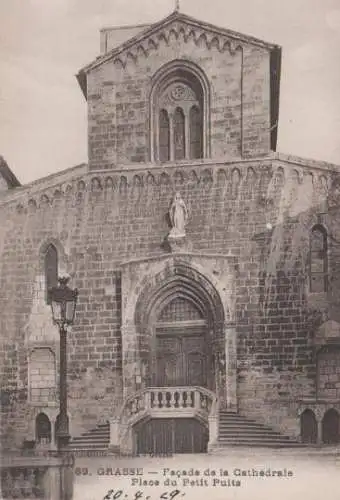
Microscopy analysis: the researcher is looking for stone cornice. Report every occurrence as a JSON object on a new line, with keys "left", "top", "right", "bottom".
{"left": 275, "top": 152, "right": 340, "bottom": 173}
{"left": 78, "top": 11, "right": 279, "bottom": 77}
{"left": 119, "top": 252, "right": 237, "bottom": 269}
{"left": 1, "top": 153, "right": 339, "bottom": 211}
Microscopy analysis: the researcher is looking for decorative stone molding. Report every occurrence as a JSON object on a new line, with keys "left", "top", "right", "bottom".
{"left": 1, "top": 159, "right": 336, "bottom": 213}
{"left": 111, "top": 21, "right": 244, "bottom": 70}
{"left": 165, "top": 235, "right": 193, "bottom": 253}
{"left": 118, "top": 254, "right": 236, "bottom": 407}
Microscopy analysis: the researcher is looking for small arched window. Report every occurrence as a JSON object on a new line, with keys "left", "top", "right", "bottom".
{"left": 36, "top": 413, "right": 51, "bottom": 444}
{"left": 190, "top": 106, "right": 203, "bottom": 160}
{"left": 174, "top": 107, "right": 186, "bottom": 160}
{"left": 44, "top": 244, "right": 58, "bottom": 304}
{"left": 310, "top": 226, "right": 328, "bottom": 293}
{"left": 159, "top": 109, "right": 170, "bottom": 162}
{"left": 55, "top": 413, "right": 69, "bottom": 445}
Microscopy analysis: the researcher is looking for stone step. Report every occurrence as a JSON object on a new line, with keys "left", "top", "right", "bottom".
{"left": 218, "top": 434, "right": 294, "bottom": 442}
{"left": 68, "top": 421, "right": 111, "bottom": 451}
{"left": 219, "top": 422, "right": 286, "bottom": 430}
{"left": 218, "top": 412, "right": 300, "bottom": 447}
{"left": 219, "top": 430, "right": 291, "bottom": 438}
{"left": 85, "top": 426, "right": 109, "bottom": 433}
{"left": 219, "top": 412, "right": 258, "bottom": 419}
{"left": 219, "top": 417, "right": 263, "bottom": 425}
{"left": 68, "top": 443, "right": 109, "bottom": 449}
{"left": 212, "top": 442, "right": 306, "bottom": 449}
{"left": 70, "top": 435, "right": 109, "bottom": 441}
{"left": 217, "top": 436, "right": 302, "bottom": 444}
{"left": 71, "top": 436, "right": 110, "bottom": 443}
{"left": 219, "top": 422, "right": 278, "bottom": 430}
{"left": 74, "top": 431, "right": 110, "bottom": 438}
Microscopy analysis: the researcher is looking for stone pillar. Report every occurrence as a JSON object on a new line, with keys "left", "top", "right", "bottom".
{"left": 207, "top": 414, "right": 218, "bottom": 451}
{"left": 43, "top": 465, "right": 61, "bottom": 499}
{"left": 225, "top": 322, "right": 237, "bottom": 412}
{"left": 60, "top": 465, "right": 74, "bottom": 500}
{"left": 314, "top": 407, "right": 324, "bottom": 446}
{"left": 109, "top": 417, "right": 120, "bottom": 452}
{"left": 317, "top": 417, "right": 323, "bottom": 445}
{"left": 44, "top": 460, "right": 74, "bottom": 500}
{"left": 50, "top": 420, "right": 57, "bottom": 451}
{"left": 119, "top": 422, "right": 134, "bottom": 456}
{"left": 121, "top": 324, "right": 139, "bottom": 399}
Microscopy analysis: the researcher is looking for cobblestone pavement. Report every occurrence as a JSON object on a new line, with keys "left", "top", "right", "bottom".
{"left": 72, "top": 449, "right": 340, "bottom": 500}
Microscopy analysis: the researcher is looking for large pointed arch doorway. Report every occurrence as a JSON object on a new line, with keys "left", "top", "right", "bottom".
{"left": 130, "top": 261, "right": 228, "bottom": 455}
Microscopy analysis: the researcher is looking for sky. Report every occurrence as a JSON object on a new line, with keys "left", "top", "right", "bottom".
{"left": 0, "top": 0, "right": 340, "bottom": 185}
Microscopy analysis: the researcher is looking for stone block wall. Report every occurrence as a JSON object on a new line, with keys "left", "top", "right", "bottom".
{"left": 0, "top": 156, "right": 339, "bottom": 447}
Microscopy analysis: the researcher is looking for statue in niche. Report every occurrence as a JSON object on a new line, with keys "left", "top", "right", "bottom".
{"left": 169, "top": 192, "right": 188, "bottom": 238}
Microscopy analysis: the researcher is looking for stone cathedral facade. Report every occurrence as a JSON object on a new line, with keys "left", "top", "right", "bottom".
{"left": 1, "top": 10, "right": 340, "bottom": 454}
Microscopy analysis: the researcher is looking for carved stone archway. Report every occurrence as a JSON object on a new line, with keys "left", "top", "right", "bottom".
{"left": 120, "top": 257, "right": 237, "bottom": 410}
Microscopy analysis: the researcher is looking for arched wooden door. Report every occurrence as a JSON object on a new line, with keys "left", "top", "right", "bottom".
{"left": 322, "top": 409, "right": 340, "bottom": 444}
{"left": 152, "top": 296, "right": 211, "bottom": 388}
{"left": 135, "top": 419, "right": 208, "bottom": 454}
{"left": 155, "top": 332, "right": 208, "bottom": 387}
{"left": 300, "top": 410, "right": 317, "bottom": 444}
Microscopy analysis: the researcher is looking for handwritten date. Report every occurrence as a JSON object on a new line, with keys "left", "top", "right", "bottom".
{"left": 103, "top": 489, "right": 184, "bottom": 500}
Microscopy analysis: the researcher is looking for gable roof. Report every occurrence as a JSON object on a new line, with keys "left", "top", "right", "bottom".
{"left": 0, "top": 156, "right": 21, "bottom": 189}
{"left": 76, "top": 9, "right": 282, "bottom": 151}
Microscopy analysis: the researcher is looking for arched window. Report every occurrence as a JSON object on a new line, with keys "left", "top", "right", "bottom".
{"left": 189, "top": 106, "right": 203, "bottom": 159}
{"left": 300, "top": 409, "right": 317, "bottom": 444}
{"left": 44, "top": 244, "right": 58, "bottom": 304}
{"left": 159, "top": 109, "right": 170, "bottom": 162}
{"left": 322, "top": 409, "right": 340, "bottom": 444}
{"left": 55, "top": 413, "right": 69, "bottom": 445}
{"left": 310, "top": 226, "right": 328, "bottom": 293}
{"left": 151, "top": 63, "right": 208, "bottom": 163}
{"left": 36, "top": 413, "right": 51, "bottom": 444}
{"left": 174, "top": 107, "right": 185, "bottom": 160}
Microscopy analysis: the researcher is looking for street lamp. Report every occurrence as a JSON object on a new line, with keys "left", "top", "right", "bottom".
{"left": 48, "top": 276, "right": 78, "bottom": 450}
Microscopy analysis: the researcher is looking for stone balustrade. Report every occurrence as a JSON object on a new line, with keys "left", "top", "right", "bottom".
{"left": 0, "top": 454, "right": 74, "bottom": 500}
{"left": 111, "top": 386, "right": 219, "bottom": 454}
{"left": 1, "top": 468, "right": 45, "bottom": 498}
{"left": 121, "top": 386, "right": 217, "bottom": 421}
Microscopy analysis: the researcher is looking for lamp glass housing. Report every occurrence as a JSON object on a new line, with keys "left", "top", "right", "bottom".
{"left": 49, "top": 277, "right": 78, "bottom": 326}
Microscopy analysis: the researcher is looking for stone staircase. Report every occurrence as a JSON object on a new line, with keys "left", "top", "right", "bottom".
{"left": 213, "top": 411, "right": 304, "bottom": 449}
{"left": 67, "top": 412, "right": 305, "bottom": 453}
{"left": 68, "top": 422, "right": 110, "bottom": 452}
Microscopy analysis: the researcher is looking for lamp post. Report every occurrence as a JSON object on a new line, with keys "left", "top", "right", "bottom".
{"left": 48, "top": 276, "right": 78, "bottom": 451}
